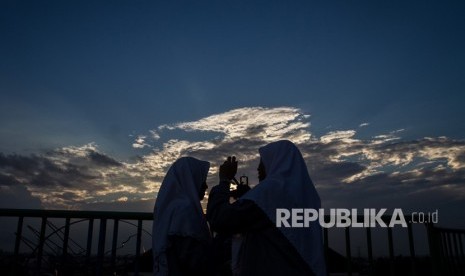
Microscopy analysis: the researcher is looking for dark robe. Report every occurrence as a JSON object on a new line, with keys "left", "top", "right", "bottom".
{"left": 207, "top": 180, "right": 315, "bottom": 276}
{"left": 165, "top": 235, "right": 213, "bottom": 276}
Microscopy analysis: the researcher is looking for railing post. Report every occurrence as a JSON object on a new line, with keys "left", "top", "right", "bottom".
{"left": 446, "top": 232, "right": 457, "bottom": 274}
{"left": 14, "top": 216, "right": 24, "bottom": 257}
{"left": 426, "top": 223, "right": 440, "bottom": 276}
{"left": 134, "top": 219, "right": 143, "bottom": 276}
{"left": 97, "top": 218, "right": 107, "bottom": 276}
{"left": 407, "top": 222, "right": 417, "bottom": 276}
{"left": 366, "top": 227, "right": 373, "bottom": 276}
{"left": 442, "top": 232, "right": 451, "bottom": 275}
{"left": 452, "top": 233, "right": 462, "bottom": 276}
{"left": 86, "top": 218, "right": 94, "bottom": 267}
{"left": 323, "top": 227, "right": 329, "bottom": 276}
{"left": 111, "top": 219, "right": 119, "bottom": 272}
{"left": 458, "top": 234, "right": 465, "bottom": 276}
{"left": 387, "top": 227, "right": 395, "bottom": 276}
{"left": 62, "top": 217, "right": 71, "bottom": 260}
{"left": 345, "top": 227, "right": 352, "bottom": 276}
{"left": 12, "top": 216, "right": 24, "bottom": 275}
{"left": 37, "top": 216, "right": 47, "bottom": 274}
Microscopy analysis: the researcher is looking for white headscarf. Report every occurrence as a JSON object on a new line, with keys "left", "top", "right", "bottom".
{"left": 241, "top": 140, "right": 326, "bottom": 276}
{"left": 152, "top": 157, "right": 211, "bottom": 276}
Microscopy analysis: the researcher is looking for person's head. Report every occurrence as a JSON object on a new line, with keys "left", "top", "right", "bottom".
{"left": 258, "top": 140, "right": 305, "bottom": 179}
{"left": 169, "top": 157, "right": 210, "bottom": 201}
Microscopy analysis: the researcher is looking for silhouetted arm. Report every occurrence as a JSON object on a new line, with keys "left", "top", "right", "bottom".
{"left": 207, "top": 180, "right": 268, "bottom": 234}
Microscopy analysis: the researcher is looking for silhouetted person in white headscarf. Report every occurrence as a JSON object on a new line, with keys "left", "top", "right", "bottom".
{"left": 207, "top": 140, "right": 326, "bottom": 276}
{"left": 152, "top": 157, "right": 213, "bottom": 276}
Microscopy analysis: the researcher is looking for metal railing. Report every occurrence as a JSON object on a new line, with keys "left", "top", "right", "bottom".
{"left": 322, "top": 215, "right": 421, "bottom": 276}
{"left": 0, "top": 209, "right": 461, "bottom": 276}
{"left": 427, "top": 224, "right": 465, "bottom": 276}
{"left": 0, "top": 209, "right": 153, "bottom": 276}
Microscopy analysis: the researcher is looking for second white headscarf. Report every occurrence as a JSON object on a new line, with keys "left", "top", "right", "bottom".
{"left": 241, "top": 140, "right": 326, "bottom": 276}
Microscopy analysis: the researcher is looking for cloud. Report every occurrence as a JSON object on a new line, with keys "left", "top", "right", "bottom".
{"left": 359, "top": 123, "right": 369, "bottom": 127}
{"left": 1, "top": 106, "right": 465, "bottom": 215}
{"left": 88, "top": 151, "right": 122, "bottom": 167}
{"left": 0, "top": 144, "right": 133, "bottom": 209}
{"left": 150, "top": 130, "right": 160, "bottom": 140}
{"left": 132, "top": 135, "right": 151, "bottom": 149}
{"left": 158, "top": 107, "right": 311, "bottom": 143}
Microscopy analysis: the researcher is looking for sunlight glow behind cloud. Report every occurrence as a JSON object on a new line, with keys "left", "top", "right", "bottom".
{"left": 159, "top": 107, "right": 311, "bottom": 143}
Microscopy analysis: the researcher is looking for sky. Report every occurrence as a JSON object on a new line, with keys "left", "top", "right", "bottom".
{"left": 1, "top": 0, "right": 465, "bottom": 229}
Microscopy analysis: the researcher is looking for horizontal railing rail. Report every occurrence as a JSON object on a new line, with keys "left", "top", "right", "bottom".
{"left": 0, "top": 208, "right": 153, "bottom": 220}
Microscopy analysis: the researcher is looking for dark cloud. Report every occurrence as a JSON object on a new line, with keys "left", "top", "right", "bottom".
{"left": 0, "top": 144, "right": 130, "bottom": 208}
{"left": 0, "top": 185, "right": 42, "bottom": 209}
{"left": 30, "top": 171, "right": 62, "bottom": 187}
{"left": 311, "top": 161, "right": 366, "bottom": 184}
{"left": 0, "top": 153, "right": 40, "bottom": 171}
{"left": 244, "top": 124, "right": 268, "bottom": 137}
{"left": 88, "top": 151, "right": 122, "bottom": 167}
{"left": 0, "top": 173, "right": 21, "bottom": 186}
{"left": 61, "top": 191, "right": 81, "bottom": 201}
